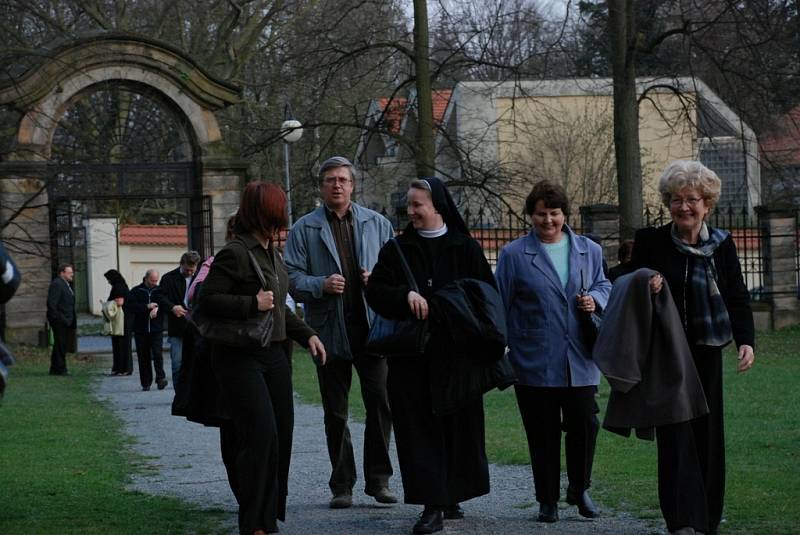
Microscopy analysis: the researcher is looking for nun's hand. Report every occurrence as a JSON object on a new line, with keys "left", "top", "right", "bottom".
{"left": 407, "top": 291, "right": 428, "bottom": 320}
{"left": 649, "top": 273, "right": 663, "bottom": 294}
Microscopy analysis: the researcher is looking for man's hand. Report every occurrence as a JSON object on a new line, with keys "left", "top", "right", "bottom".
{"left": 308, "top": 335, "right": 327, "bottom": 365}
{"left": 323, "top": 274, "right": 346, "bottom": 294}
{"left": 148, "top": 305, "right": 159, "bottom": 319}
{"left": 256, "top": 289, "right": 274, "bottom": 311}
{"left": 407, "top": 291, "right": 428, "bottom": 320}
{"left": 172, "top": 305, "right": 187, "bottom": 318}
{"left": 360, "top": 268, "right": 370, "bottom": 287}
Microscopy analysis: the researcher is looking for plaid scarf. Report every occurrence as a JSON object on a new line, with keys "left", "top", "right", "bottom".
{"left": 670, "top": 222, "right": 733, "bottom": 347}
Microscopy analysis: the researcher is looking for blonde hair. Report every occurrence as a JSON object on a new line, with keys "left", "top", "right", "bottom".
{"left": 659, "top": 160, "right": 722, "bottom": 211}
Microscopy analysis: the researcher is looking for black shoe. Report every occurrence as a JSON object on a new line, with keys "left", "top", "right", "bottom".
{"left": 443, "top": 504, "right": 464, "bottom": 519}
{"left": 537, "top": 502, "right": 558, "bottom": 523}
{"left": 142, "top": 386, "right": 150, "bottom": 391}
{"left": 156, "top": 378, "right": 168, "bottom": 390}
{"left": 50, "top": 371, "right": 70, "bottom": 376}
{"left": 566, "top": 488, "right": 600, "bottom": 519}
{"left": 413, "top": 508, "right": 443, "bottom": 534}
{"left": 329, "top": 493, "right": 353, "bottom": 509}
{"left": 366, "top": 487, "right": 398, "bottom": 504}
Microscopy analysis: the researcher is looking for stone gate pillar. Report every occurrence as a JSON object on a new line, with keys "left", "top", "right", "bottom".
{"left": 579, "top": 204, "right": 620, "bottom": 268}
{"left": 756, "top": 206, "right": 799, "bottom": 330}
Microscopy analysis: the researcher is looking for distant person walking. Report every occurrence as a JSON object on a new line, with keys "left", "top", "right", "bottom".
{"left": 47, "top": 264, "right": 76, "bottom": 376}
{"left": 126, "top": 269, "right": 168, "bottom": 391}
{"left": 103, "top": 269, "right": 132, "bottom": 376}
{"left": 160, "top": 251, "right": 201, "bottom": 388}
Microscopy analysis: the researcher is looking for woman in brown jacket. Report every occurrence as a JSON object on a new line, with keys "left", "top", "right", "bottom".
{"left": 200, "top": 182, "right": 326, "bottom": 535}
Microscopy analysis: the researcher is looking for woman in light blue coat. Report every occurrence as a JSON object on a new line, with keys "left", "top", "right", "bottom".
{"left": 495, "top": 181, "right": 611, "bottom": 524}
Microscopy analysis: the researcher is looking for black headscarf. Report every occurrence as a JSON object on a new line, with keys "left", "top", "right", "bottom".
{"left": 419, "top": 176, "right": 470, "bottom": 236}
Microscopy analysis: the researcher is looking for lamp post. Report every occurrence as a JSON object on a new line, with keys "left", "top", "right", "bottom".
{"left": 280, "top": 118, "right": 303, "bottom": 226}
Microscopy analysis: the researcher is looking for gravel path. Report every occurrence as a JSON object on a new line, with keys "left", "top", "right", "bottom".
{"left": 93, "top": 353, "right": 663, "bottom": 534}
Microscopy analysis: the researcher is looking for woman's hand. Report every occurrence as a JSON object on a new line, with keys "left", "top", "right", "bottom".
{"left": 576, "top": 294, "right": 596, "bottom": 313}
{"left": 407, "top": 290, "right": 429, "bottom": 320}
{"left": 256, "top": 289, "right": 274, "bottom": 311}
{"left": 308, "top": 335, "right": 327, "bottom": 365}
{"left": 649, "top": 273, "right": 663, "bottom": 294}
{"left": 737, "top": 344, "right": 755, "bottom": 374}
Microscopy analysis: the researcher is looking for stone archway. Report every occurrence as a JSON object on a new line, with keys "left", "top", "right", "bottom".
{"left": 0, "top": 33, "right": 247, "bottom": 343}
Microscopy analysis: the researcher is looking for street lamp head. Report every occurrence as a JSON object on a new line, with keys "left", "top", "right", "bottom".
{"left": 280, "top": 119, "right": 303, "bottom": 143}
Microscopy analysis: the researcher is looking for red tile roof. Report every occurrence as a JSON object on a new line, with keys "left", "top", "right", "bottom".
{"left": 119, "top": 225, "right": 188, "bottom": 246}
{"left": 760, "top": 106, "right": 800, "bottom": 166}
{"left": 375, "top": 89, "right": 453, "bottom": 134}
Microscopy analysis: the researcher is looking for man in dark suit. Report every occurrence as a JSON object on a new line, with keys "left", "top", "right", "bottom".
{"left": 159, "top": 251, "right": 200, "bottom": 388}
{"left": 47, "top": 263, "right": 76, "bottom": 376}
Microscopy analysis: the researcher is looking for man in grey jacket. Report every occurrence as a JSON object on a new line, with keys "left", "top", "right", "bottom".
{"left": 285, "top": 156, "right": 396, "bottom": 509}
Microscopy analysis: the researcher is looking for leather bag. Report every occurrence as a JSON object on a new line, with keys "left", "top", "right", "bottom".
{"left": 365, "top": 239, "right": 429, "bottom": 357}
{"left": 195, "top": 248, "right": 274, "bottom": 350}
{"left": 578, "top": 269, "right": 602, "bottom": 354}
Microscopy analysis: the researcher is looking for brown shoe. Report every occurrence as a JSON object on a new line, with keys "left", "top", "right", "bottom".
{"left": 156, "top": 378, "right": 168, "bottom": 390}
{"left": 366, "top": 487, "right": 398, "bottom": 504}
{"left": 329, "top": 493, "right": 352, "bottom": 509}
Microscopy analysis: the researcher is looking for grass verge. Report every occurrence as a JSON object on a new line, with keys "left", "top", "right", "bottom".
{"left": 292, "top": 327, "right": 800, "bottom": 534}
{"left": 0, "top": 345, "right": 229, "bottom": 535}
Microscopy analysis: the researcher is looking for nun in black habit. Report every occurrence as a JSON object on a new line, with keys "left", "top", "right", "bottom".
{"left": 366, "top": 177, "right": 506, "bottom": 534}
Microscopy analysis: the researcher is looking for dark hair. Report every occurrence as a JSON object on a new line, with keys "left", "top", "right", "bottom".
{"left": 103, "top": 269, "right": 125, "bottom": 285}
{"left": 524, "top": 181, "right": 570, "bottom": 217}
{"left": 180, "top": 251, "right": 201, "bottom": 266}
{"left": 618, "top": 239, "right": 635, "bottom": 263}
{"left": 236, "top": 181, "right": 288, "bottom": 239}
{"left": 225, "top": 212, "right": 237, "bottom": 242}
{"left": 57, "top": 263, "right": 73, "bottom": 274}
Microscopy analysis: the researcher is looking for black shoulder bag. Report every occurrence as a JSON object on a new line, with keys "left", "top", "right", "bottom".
{"left": 365, "top": 239, "right": 429, "bottom": 357}
{"left": 195, "top": 248, "right": 274, "bottom": 350}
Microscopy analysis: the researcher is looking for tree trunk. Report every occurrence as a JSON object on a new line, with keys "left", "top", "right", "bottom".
{"left": 609, "top": 0, "right": 643, "bottom": 239}
{"left": 413, "top": 0, "right": 435, "bottom": 177}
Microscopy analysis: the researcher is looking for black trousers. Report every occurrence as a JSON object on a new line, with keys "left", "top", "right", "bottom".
{"left": 134, "top": 331, "right": 165, "bottom": 388}
{"left": 514, "top": 385, "right": 599, "bottom": 505}
{"left": 49, "top": 323, "right": 69, "bottom": 374}
{"left": 214, "top": 343, "right": 293, "bottom": 535}
{"left": 111, "top": 332, "right": 133, "bottom": 374}
{"left": 656, "top": 346, "right": 725, "bottom": 534}
{"left": 315, "top": 353, "right": 393, "bottom": 495}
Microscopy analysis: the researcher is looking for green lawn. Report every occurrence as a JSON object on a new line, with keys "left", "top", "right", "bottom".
{"left": 0, "top": 346, "right": 229, "bottom": 535}
{"left": 292, "top": 327, "right": 800, "bottom": 534}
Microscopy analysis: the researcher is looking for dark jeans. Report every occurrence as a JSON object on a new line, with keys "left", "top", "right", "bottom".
{"left": 656, "top": 346, "right": 725, "bottom": 534}
{"left": 134, "top": 331, "right": 165, "bottom": 388}
{"left": 214, "top": 343, "right": 293, "bottom": 535}
{"left": 315, "top": 353, "right": 393, "bottom": 495}
{"left": 515, "top": 385, "right": 599, "bottom": 505}
{"left": 49, "top": 323, "right": 69, "bottom": 375}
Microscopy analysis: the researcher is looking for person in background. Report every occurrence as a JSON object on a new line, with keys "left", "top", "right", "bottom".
{"left": 103, "top": 269, "right": 132, "bottom": 376}
{"left": 47, "top": 263, "right": 76, "bottom": 376}
{"left": 160, "top": 251, "right": 201, "bottom": 388}
{"left": 126, "top": 269, "right": 168, "bottom": 391}
{"left": 608, "top": 239, "right": 635, "bottom": 283}
{"left": 630, "top": 160, "right": 755, "bottom": 535}
{"left": 365, "top": 177, "right": 509, "bottom": 535}
{"left": 495, "top": 181, "right": 611, "bottom": 524}
{"left": 284, "top": 156, "right": 396, "bottom": 509}
{"left": 199, "top": 181, "right": 326, "bottom": 535}
{"left": 0, "top": 241, "right": 21, "bottom": 396}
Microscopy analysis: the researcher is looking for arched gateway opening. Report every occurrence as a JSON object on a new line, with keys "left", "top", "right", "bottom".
{"left": 0, "top": 34, "right": 245, "bottom": 343}
{"left": 48, "top": 81, "right": 206, "bottom": 311}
